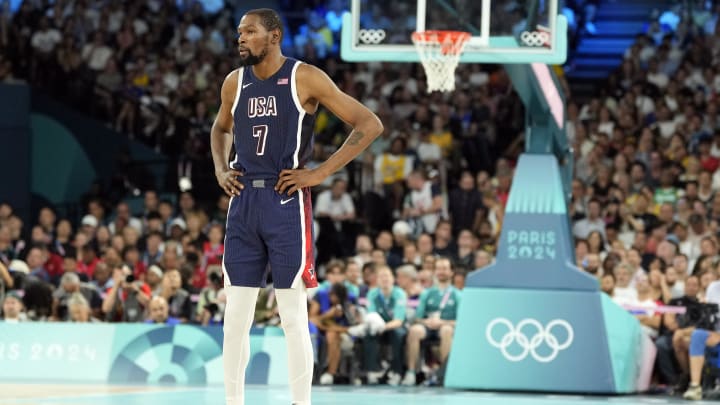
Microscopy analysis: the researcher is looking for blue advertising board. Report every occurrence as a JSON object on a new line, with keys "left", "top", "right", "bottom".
{"left": 0, "top": 324, "right": 288, "bottom": 385}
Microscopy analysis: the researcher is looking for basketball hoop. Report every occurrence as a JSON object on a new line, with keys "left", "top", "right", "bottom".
{"left": 412, "top": 30, "right": 471, "bottom": 93}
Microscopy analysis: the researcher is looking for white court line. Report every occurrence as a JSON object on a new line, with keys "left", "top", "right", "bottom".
{"left": 2, "top": 386, "right": 214, "bottom": 403}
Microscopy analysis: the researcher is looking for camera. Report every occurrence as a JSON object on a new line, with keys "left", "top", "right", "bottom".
{"left": 679, "top": 301, "right": 719, "bottom": 330}
{"left": 125, "top": 274, "right": 135, "bottom": 283}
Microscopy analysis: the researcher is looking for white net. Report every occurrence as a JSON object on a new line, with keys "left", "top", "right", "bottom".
{"left": 412, "top": 31, "right": 471, "bottom": 93}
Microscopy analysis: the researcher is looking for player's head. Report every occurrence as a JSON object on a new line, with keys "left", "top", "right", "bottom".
{"left": 237, "top": 8, "right": 283, "bottom": 67}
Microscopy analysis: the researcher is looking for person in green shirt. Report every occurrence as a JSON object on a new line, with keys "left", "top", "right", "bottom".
{"left": 654, "top": 168, "right": 679, "bottom": 205}
{"left": 402, "top": 257, "right": 461, "bottom": 386}
{"left": 363, "top": 265, "right": 408, "bottom": 385}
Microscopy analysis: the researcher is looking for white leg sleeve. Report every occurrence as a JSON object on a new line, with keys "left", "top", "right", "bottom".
{"left": 276, "top": 287, "right": 314, "bottom": 405}
{"left": 223, "top": 286, "right": 260, "bottom": 405}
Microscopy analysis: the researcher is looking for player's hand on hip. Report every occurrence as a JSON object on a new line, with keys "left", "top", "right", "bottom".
{"left": 216, "top": 169, "right": 244, "bottom": 197}
{"left": 275, "top": 168, "right": 324, "bottom": 195}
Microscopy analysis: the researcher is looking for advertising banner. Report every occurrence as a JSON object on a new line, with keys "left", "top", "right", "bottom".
{"left": 0, "top": 324, "right": 288, "bottom": 385}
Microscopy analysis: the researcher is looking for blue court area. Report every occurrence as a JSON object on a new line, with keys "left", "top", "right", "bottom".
{"left": 1, "top": 384, "right": 715, "bottom": 405}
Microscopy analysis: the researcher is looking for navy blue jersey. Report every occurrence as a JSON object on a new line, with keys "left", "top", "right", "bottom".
{"left": 230, "top": 58, "right": 315, "bottom": 178}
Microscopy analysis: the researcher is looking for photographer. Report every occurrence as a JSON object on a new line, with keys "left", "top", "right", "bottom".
{"left": 196, "top": 265, "right": 225, "bottom": 326}
{"left": 52, "top": 272, "right": 102, "bottom": 321}
{"left": 682, "top": 279, "right": 720, "bottom": 400}
{"left": 102, "top": 265, "right": 151, "bottom": 322}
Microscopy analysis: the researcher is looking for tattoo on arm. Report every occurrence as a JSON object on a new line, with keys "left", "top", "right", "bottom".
{"left": 347, "top": 131, "right": 365, "bottom": 146}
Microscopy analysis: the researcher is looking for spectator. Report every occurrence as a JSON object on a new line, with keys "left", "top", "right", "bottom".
{"left": 52, "top": 219, "right": 74, "bottom": 258}
{"left": 0, "top": 260, "right": 13, "bottom": 300}
{"left": 351, "top": 234, "right": 374, "bottom": 268}
{"left": 315, "top": 178, "right": 357, "bottom": 262}
{"left": 403, "top": 170, "right": 443, "bottom": 235}
{"left": 76, "top": 244, "right": 100, "bottom": 280}
{"left": 345, "top": 260, "right": 363, "bottom": 293}
{"left": 197, "top": 265, "right": 225, "bottom": 326}
{"left": 68, "top": 293, "right": 99, "bottom": 323}
{"left": 363, "top": 266, "right": 408, "bottom": 385}
{"left": 158, "top": 268, "right": 193, "bottom": 322}
{"left": 600, "top": 273, "right": 615, "bottom": 296}
{"left": 108, "top": 201, "right": 143, "bottom": 235}
{"left": 90, "top": 261, "right": 114, "bottom": 291}
{"left": 375, "top": 137, "right": 414, "bottom": 216}
{"left": 145, "top": 264, "right": 164, "bottom": 293}
{"left": 375, "top": 231, "right": 402, "bottom": 269}
{"left": 318, "top": 260, "right": 360, "bottom": 298}
{"left": 401, "top": 240, "right": 421, "bottom": 268}
{"left": 102, "top": 265, "right": 151, "bottom": 322}
{"left": 632, "top": 272, "right": 663, "bottom": 338}
{"left": 1, "top": 291, "right": 26, "bottom": 322}
{"left": 311, "top": 283, "right": 361, "bottom": 385}
{"left": 573, "top": 198, "right": 606, "bottom": 240}
{"left": 453, "top": 229, "right": 476, "bottom": 269}
{"left": 146, "top": 296, "right": 181, "bottom": 325}
{"left": 448, "top": 171, "right": 485, "bottom": 236}
{"left": 30, "top": 17, "right": 61, "bottom": 83}
{"left": 0, "top": 224, "right": 17, "bottom": 263}
{"left": 53, "top": 272, "right": 102, "bottom": 321}
{"left": 22, "top": 279, "right": 53, "bottom": 321}
{"left": 26, "top": 245, "right": 50, "bottom": 283}
{"left": 80, "top": 213, "right": 99, "bottom": 237}
{"left": 655, "top": 275, "right": 700, "bottom": 387}
{"left": 433, "top": 221, "right": 456, "bottom": 257}
{"left": 403, "top": 257, "right": 461, "bottom": 386}
{"left": 82, "top": 31, "right": 112, "bottom": 73}
{"left": 474, "top": 250, "right": 493, "bottom": 270}
{"left": 395, "top": 264, "right": 422, "bottom": 300}
{"left": 142, "top": 231, "right": 164, "bottom": 268}
{"left": 360, "top": 262, "right": 377, "bottom": 298}
{"left": 201, "top": 223, "right": 224, "bottom": 272}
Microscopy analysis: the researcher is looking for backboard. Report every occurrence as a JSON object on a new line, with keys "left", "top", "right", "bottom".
{"left": 341, "top": 0, "right": 567, "bottom": 64}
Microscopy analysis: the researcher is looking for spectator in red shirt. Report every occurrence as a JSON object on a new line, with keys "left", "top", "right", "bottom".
{"left": 102, "top": 265, "right": 152, "bottom": 322}
{"left": 123, "top": 245, "right": 146, "bottom": 281}
{"left": 698, "top": 137, "right": 719, "bottom": 172}
{"left": 76, "top": 244, "right": 100, "bottom": 280}
{"left": 202, "top": 223, "right": 224, "bottom": 271}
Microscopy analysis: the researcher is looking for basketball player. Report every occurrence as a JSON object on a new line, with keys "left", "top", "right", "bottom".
{"left": 210, "top": 9, "right": 383, "bottom": 405}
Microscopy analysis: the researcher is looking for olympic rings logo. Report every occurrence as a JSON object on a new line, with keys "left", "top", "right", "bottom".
{"left": 358, "top": 29, "right": 387, "bottom": 44}
{"left": 485, "top": 318, "right": 574, "bottom": 363}
{"left": 520, "top": 31, "right": 550, "bottom": 47}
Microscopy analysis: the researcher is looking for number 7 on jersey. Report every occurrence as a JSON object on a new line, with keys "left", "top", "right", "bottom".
{"left": 252, "top": 125, "right": 268, "bottom": 156}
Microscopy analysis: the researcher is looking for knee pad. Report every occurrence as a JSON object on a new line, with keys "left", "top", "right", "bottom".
{"left": 690, "top": 329, "right": 711, "bottom": 357}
